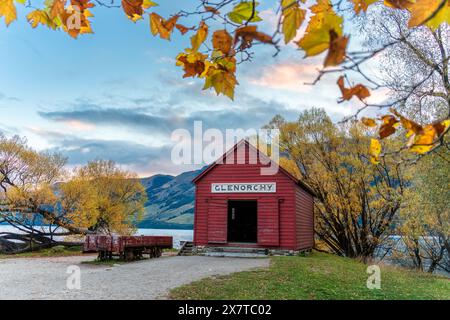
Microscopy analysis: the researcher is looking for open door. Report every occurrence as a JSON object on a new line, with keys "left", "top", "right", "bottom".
{"left": 227, "top": 200, "right": 257, "bottom": 243}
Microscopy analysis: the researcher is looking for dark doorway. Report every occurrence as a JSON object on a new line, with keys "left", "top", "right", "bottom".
{"left": 227, "top": 200, "right": 257, "bottom": 243}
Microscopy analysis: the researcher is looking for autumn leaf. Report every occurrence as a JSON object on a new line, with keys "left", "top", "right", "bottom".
{"left": 369, "top": 138, "right": 381, "bottom": 164}
{"left": 379, "top": 115, "right": 399, "bottom": 139}
{"left": 203, "top": 67, "right": 238, "bottom": 100}
{"left": 50, "top": 0, "right": 67, "bottom": 19}
{"left": 281, "top": 0, "right": 306, "bottom": 44}
{"left": 0, "top": 0, "right": 17, "bottom": 26}
{"left": 142, "top": 0, "right": 157, "bottom": 9}
{"left": 234, "top": 25, "right": 273, "bottom": 50}
{"left": 122, "top": 0, "right": 144, "bottom": 22}
{"left": 383, "top": 0, "right": 414, "bottom": 9}
{"left": 176, "top": 52, "right": 208, "bottom": 78}
{"left": 212, "top": 30, "right": 233, "bottom": 55}
{"left": 204, "top": 5, "right": 219, "bottom": 15}
{"left": 390, "top": 108, "right": 423, "bottom": 138}
{"left": 352, "top": 0, "right": 378, "bottom": 14}
{"left": 424, "top": 0, "right": 450, "bottom": 30}
{"left": 297, "top": 0, "right": 343, "bottom": 57}
{"left": 361, "top": 117, "right": 377, "bottom": 127}
{"left": 59, "top": 5, "right": 94, "bottom": 38}
{"left": 175, "top": 24, "right": 191, "bottom": 35}
{"left": 410, "top": 119, "right": 450, "bottom": 154}
{"left": 227, "top": 1, "right": 262, "bottom": 24}
{"left": 202, "top": 55, "right": 238, "bottom": 100}
{"left": 71, "top": 0, "right": 95, "bottom": 11}
{"left": 324, "top": 29, "right": 348, "bottom": 67}
{"left": 337, "top": 76, "right": 370, "bottom": 101}
{"left": 150, "top": 13, "right": 179, "bottom": 40}
{"left": 190, "top": 21, "right": 208, "bottom": 52}
{"left": 27, "top": 10, "right": 58, "bottom": 29}
{"left": 406, "top": 0, "right": 449, "bottom": 29}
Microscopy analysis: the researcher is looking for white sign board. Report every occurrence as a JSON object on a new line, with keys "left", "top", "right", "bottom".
{"left": 211, "top": 182, "right": 276, "bottom": 193}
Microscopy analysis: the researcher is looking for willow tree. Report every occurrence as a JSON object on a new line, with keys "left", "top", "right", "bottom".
{"left": 0, "top": 134, "right": 147, "bottom": 253}
{"left": 267, "top": 108, "right": 407, "bottom": 261}
{"left": 395, "top": 145, "right": 450, "bottom": 273}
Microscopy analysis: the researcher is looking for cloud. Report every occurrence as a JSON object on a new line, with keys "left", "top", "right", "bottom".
{"left": 0, "top": 92, "right": 20, "bottom": 102}
{"left": 247, "top": 62, "right": 320, "bottom": 92}
{"left": 39, "top": 93, "right": 301, "bottom": 136}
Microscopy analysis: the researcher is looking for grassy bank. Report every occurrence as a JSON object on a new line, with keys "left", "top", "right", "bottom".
{"left": 170, "top": 252, "right": 449, "bottom": 300}
{"left": 0, "top": 245, "right": 84, "bottom": 259}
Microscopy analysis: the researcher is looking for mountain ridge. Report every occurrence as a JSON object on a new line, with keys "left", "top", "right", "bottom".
{"left": 138, "top": 167, "right": 206, "bottom": 229}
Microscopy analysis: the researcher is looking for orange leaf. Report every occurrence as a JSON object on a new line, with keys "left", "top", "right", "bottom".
{"left": 324, "top": 29, "right": 348, "bottom": 67}
{"left": 121, "top": 0, "right": 144, "bottom": 21}
{"left": 176, "top": 52, "right": 208, "bottom": 78}
{"left": 212, "top": 30, "right": 233, "bottom": 55}
{"left": 337, "top": 76, "right": 370, "bottom": 101}
{"left": 204, "top": 5, "right": 219, "bottom": 14}
{"left": 361, "top": 117, "right": 377, "bottom": 127}
{"left": 379, "top": 115, "right": 399, "bottom": 139}
{"left": 234, "top": 26, "right": 273, "bottom": 50}
{"left": 150, "top": 13, "right": 179, "bottom": 40}
{"left": 50, "top": 0, "right": 66, "bottom": 19}
{"left": 175, "top": 24, "right": 192, "bottom": 35}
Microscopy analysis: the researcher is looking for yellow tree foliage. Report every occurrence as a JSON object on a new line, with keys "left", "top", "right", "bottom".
{"left": 0, "top": 135, "right": 146, "bottom": 236}
{"left": 267, "top": 108, "right": 407, "bottom": 260}
{"left": 61, "top": 160, "right": 147, "bottom": 235}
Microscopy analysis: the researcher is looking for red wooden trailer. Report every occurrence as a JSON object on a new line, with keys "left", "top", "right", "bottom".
{"left": 84, "top": 235, "right": 173, "bottom": 260}
{"left": 192, "top": 139, "right": 315, "bottom": 254}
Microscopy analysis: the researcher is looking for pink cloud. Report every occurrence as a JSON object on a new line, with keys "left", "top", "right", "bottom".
{"left": 247, "top": 61, "right": 322, "bottom": 92}
{"left": 63, "top": 120, "right": 96, "bottom": 131}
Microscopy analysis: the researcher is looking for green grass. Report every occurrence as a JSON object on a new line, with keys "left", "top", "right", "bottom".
{"left": 170, "top": 252, "right": 449, "bottom": 300}
{"left": 0, "top": 245, "right": 83, "bottom": 259}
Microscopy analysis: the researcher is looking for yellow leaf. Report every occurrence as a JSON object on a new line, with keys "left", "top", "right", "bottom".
{"left": 297, "top": 0, "right": 343, "bottom": 57}
{"left": 142, "top": 0, "right": 157, "bottom": 9}
{"left": 0, "top": 0, "right": 17, "bottom": 26}
{"left": 361, "top": 117, "right": 377, "bottom": 127}
{"left": 424, "top": 0, "right": 450, "bottom": 30}
{"left": 369, "top": 138, "right": 381, "bottom": 164}
{"left": 410, "top": 119, "right": 450, "bottom": 153}
{"left": 352, "top": 0, "right": 378, "bottom": 14}
{"left": 407, "top": 0, "right": 449, "bottom": 29}
{"left": 227, "top": 1, "right": 262, "bottom": 24}
{"left": 27, "top": 10, "right": 57, "bottom": 29}
{"left": 281, "top": 0, "right": 306, "bottom": 44}
{"left": 203, "top": 60, "right": 238, "bottom": 100}
{"left": 190, "top": 21, "right": 208, "bottom": 52}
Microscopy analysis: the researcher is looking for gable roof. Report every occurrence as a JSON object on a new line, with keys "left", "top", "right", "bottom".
{"left": 192, "top": 139, "right": 316, "bottom": 197}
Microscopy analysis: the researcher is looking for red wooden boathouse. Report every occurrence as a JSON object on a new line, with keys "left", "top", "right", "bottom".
{"left": 192, "top": 140, "right": 315, "bottom": 253}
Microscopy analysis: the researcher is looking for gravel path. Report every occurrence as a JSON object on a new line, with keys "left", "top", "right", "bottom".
{"left": 0, "top": 255, "right": 269, "bottom": 300}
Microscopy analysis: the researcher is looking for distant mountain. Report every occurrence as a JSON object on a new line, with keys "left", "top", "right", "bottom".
{"left": 138, "top": 167, "right": 206, "bottom": 229}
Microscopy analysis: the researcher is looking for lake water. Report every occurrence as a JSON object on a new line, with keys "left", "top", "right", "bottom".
{"left": 0, "top": 225, "right": 193, "bottom": 249}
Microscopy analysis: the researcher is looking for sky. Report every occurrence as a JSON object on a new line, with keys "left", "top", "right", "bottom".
{"left": 0, "top": 1, "right": 387, "bottom": 177}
